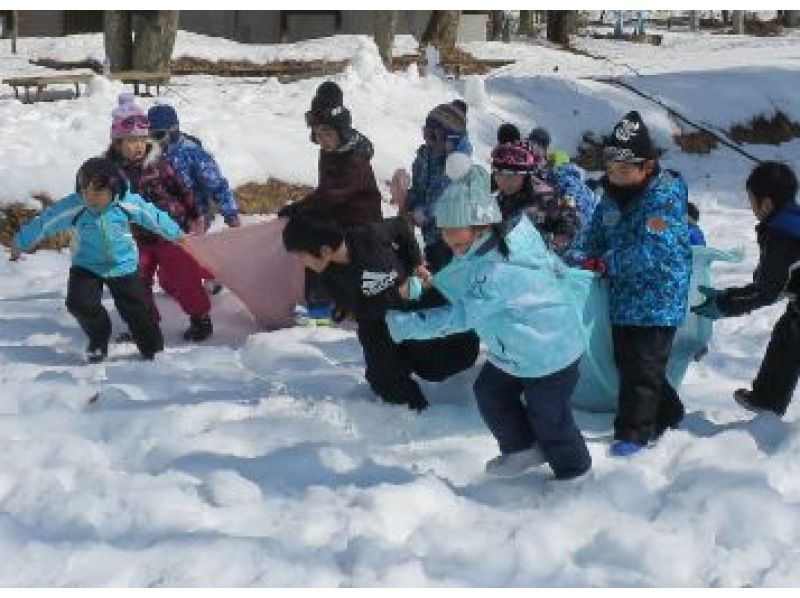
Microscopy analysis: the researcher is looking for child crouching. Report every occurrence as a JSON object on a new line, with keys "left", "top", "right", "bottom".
{"left": 386, "top": 163, "right": 591, "bottom": 480}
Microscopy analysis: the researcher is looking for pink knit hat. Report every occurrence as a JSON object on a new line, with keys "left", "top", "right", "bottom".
{"left": 110, "top": 93, "right": 150, "bottom": 139}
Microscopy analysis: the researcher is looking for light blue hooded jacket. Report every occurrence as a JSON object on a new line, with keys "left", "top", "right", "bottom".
{"left": 386, "top": 214, "right": 587, "bottom": 378}
{"left": 14, "top": 189, "right": 183, "bottom": 278}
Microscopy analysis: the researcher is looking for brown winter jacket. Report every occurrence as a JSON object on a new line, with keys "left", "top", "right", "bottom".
{"left": 285, "top": 130, "right": 383, "bottom": 227}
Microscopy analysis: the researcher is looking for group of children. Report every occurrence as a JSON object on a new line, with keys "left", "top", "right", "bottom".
{"left": 9, "top": 81, "right": 800, "bottom": 481}
{"left": 12, "top": 93, "right": 241, "bottom": 361}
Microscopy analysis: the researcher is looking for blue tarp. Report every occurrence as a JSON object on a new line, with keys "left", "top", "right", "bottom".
{"left": 434, "top": 245, "right": 743, "bottom": 413}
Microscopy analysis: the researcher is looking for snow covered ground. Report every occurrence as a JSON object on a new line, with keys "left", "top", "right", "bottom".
{"left": 2, "top": 28, "right": 800, "bottom": 587}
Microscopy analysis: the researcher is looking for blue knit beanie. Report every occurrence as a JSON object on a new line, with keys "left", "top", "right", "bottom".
{"left": 435, "top": 158, "right": 502, "bottom": 228}
{"left": 148, "top": 104, "right": 179, "bottom": 132}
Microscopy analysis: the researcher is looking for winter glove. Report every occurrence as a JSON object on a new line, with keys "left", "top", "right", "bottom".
{"left": 691, "top": 286, "right": 725, "bottom": 320}
{"left": 581, "top": 256, "right": 608, "bottom": 276}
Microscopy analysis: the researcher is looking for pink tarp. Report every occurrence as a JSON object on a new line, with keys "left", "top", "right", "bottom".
{"left": 183, "top": 218, "right": 305, "bottom": 330}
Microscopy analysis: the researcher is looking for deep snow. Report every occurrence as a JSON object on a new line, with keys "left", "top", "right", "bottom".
{"left": 2, "top": 29, "right": 800, "bottom": 587}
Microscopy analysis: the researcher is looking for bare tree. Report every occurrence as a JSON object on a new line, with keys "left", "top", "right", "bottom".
{"left": 488, "top": 11, "right": 504, "bottom": 41}
{"left": 546, "top": 11, "right": 575, "bottom": 45}
{"left": 104, "top": 10, "right": 178, "bottom": 73}
{"left": 421, "top": 10, "right": 460, "bottom": 49}
{"left": 689, "top": 11, "right": 701, "bottom": 32}
{"left": 104, "top": 11, "right": 133, "bottom": 71}
{"left": 732, "top": 10, "right": 745, "bottom": 34}
{"left": 374, "top": 11, "right": 397, "bottom": 68}
{"left": 782, "top": 11, "right": 800, "bottom": 27}
{"left": 518, "top": 10, "right": 534, "bottom": 36}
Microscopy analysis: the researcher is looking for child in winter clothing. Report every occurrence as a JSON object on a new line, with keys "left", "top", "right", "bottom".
{"left": 693, "top": 162, "right": 800, "bottom": 417}
{"left": 282, "top": 210, "right": 479, "bottom": 412}
{"left": 148, "top": 104, "right": 241, "bottom": 229}
{"left": 106, "top": 94, "right": 213, "bottom": 342}
{"left": 277, "top": 81, "right": 384, "bottom": 323}
{"left": 580, "top": 111, "right": 691, "bottom": 456}
{"left": 11, "top": 158, "right": 183, "bottom": 362}
{"left": 687, "top": 201, "right": 707, "bottom": 246}
{"left": 386, "top": 162, "right": 592, "bottom": 481}
{"left": 392, "top": 101, "right": 473, "bottom": 272}
{"left": 491, "top": 141, "right": 581, "bottom": 259}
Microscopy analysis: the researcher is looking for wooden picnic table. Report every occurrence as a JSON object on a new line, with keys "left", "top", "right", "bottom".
{"left": 108, "top": 71, "right": 171, "bottom": 96}
{"left": 2, "top": 73, "right": 93, "bottom": 103}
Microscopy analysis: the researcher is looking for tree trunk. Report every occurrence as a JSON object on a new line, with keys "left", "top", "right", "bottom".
{"left": 488, "top": 11, "right": 504, "bottom": 41}
{"left": 546, "top": 11, "right": 574, "bottom": 45}
{"left": 782, "top": 11, "right": 800, "bottom": 27}
{"left": 374, "top": 11, "right": 397, "bottom": 68}
{"left": 732, "top": 10, "right": 745, "bottom": 34}
{"left": 519, "top": 10, "right": 534, "bottom": 36}
{"left": 421, "top": 10, "right": 460, "bottom": 49}
{"left": 104, "top": 11, "right": 133, "bottom": 71}
{"left": 132, "top": 10, "right": 179, "bottom": 72}
{"left": 11, "top": 10, "right": 19, "bottom": 54}
{"left": 689, "top": 11, "right": 700, "bottom": 32}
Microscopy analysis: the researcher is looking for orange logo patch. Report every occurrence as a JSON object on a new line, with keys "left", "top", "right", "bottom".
{"left": 647, "top": 217, "right": 668, "bottom": 233}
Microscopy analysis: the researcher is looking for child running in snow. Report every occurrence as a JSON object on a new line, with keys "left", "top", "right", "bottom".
{"left": 278, "top": 81, "right": 383, "bottom": 324}
{"left": 579, "top": 111, "right": 691, "bottom": 457}
{"left": 282, "top": 210, "right": 479, "bottom": 412}
{"left": 105, "top": 94, "right": 213, "bottom": 342}
{"left": 693, "top": 162, "right": 800, "bottom": 417}
{"left": 386, "top": 162, "right": 592, "bottom": 481}
{"left": 391, "top": 100, "right": 473, "bottom": 273}
{"left": 10, "top": 157, "right": 184, "bottom": 362}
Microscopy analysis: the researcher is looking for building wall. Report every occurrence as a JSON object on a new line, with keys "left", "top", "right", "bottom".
{"left": 16, "top": 10, "right": 66, "bottom": 37}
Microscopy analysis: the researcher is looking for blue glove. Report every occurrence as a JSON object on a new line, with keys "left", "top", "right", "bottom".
{"left": 691, "top": 286, "right": 724, "bottom": 320}
{"left": 407, "top": 276, "right": 423, "bottom": 301}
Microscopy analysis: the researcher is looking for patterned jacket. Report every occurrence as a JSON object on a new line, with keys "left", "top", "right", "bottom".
{"left": 579, "top": 167, "right": 692, "bottom": 327}
{"left": 108, "top": 143, "right": 198, "bottom": 243}
{"left": 496, "top": 178, "right": 580, "bottom": 258}
{"left": 406, "top": 137, "right": 473, "bottom": 247}
{"left": 162, "top": 133, "right": 240, "bottom": 221}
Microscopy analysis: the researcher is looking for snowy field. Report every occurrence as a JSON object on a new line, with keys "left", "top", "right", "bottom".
{"left": 2, "top": 28, "right": 800, "bottom": 586}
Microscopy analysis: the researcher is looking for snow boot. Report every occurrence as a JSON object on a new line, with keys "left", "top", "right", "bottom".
{"left": 115, "top": 331, "right": 134, "bottom": 343}
{"left": 86, "top": 341, "right": 108, "bottom": 364}
{"left": 734, "top": 388, "right": 782, "bottom": 416}
{"left": 183, "top": 314, "right": 213, "bottom": 342}
{"left": 485, "top": 446, "right": 547, "bottom": 477}
{"left": 610, "top": 440, "right": 646, "bottom": 458}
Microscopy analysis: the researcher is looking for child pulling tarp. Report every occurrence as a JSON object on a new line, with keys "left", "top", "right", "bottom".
{"left": 184, "top": 217, "right": 741, "bottom": 413}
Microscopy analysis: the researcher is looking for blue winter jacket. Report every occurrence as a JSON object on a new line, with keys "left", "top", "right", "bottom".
{"left": 386, "top": 215, "right": 586, "bottom": 378}
{"left": 163, "top": 133, "right": 239, "bottom": 221}
{"left": 14, "top": 189, "right": 183, "bottom": 278}
{"left": 579, "top": 168, "right": 692, "bottom": 327}
{"left": 405, "top": 137, "right": 473, "bottom": 247}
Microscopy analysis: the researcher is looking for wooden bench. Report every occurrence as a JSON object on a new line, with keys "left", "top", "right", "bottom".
{"left": 2, "top": 73, "right": 94, "bottom": 103}
{"left": 108, "top": 71, "right": 171, "bottom": 96}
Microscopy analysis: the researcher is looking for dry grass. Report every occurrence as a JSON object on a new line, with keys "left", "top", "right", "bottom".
{"left": 233, "top": 179, "right": 314, "bottom": 215}
{"left": 171, "top": 56, "right": 347, "bottom": 80}
{"left": 674, "top": 130, "right": 718, "bottom": 154}
{"left": 730, "top": 112, "right": 800, "bottom": 145}
{"left": 0, "top": 194, "right": 73, "bottom": 251}
{"left": 392, "top": 47, "right": 514, "bottom": 77}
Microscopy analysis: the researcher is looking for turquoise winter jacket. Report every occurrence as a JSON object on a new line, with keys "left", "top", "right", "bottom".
{"left": 386, "top": 215, "right": 586, "bottom": 378}
{"left": 14, "top": 189, "right": 183, "bottom": 278}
